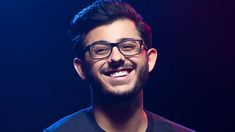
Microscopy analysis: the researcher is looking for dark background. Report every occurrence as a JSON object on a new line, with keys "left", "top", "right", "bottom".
{"left": 0, "top": 0, "right": 234, "bottom": 131}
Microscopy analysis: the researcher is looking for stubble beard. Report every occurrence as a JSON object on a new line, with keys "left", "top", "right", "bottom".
{"left": 86, "top": 63, "right": 149, "bottom": 102}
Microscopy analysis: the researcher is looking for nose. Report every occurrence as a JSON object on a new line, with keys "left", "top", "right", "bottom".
{"left": 108, "top": 47, "right": 125, "bottom": 67}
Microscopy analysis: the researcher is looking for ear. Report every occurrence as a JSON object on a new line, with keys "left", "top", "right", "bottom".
{"left": 73, "top": 58, "right": 87, "bottom": 80}
{"left": 147, "top": 48, "right": 157, "bottom": 72}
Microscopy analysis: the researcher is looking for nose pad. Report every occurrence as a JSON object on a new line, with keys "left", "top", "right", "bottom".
{"left": 108, "top": 47, "right": 125, "bottom": 68}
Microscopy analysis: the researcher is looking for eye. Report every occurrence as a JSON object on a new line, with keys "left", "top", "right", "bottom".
{"left": 92, "top": 45, "right": 110, "bottom": 55}
{"left": 120, "top": 42, "right": 137, "bottom": 51}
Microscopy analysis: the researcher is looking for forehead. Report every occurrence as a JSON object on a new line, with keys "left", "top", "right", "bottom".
{"left": 85, "top": 19, "right": 141, "bottom": 45}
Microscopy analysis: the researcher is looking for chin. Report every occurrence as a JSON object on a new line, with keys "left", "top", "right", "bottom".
{"left": 93, "top": 82, "right": 143, "bottom": 102}
{"left": 89, "top": 63, "right": 149, "bottom": 102}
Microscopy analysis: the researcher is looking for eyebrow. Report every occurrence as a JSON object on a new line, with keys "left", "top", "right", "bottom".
{"left": 118, "top": 38, "right": 138, "bottom": 42}
{"left": 90, "top": 40, "right": 109, "bottom": 45}
{"left": 90, "top": 38, "right": 139, "bottom": 45}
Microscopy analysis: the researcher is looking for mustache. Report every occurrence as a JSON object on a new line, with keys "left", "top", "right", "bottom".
{"left": 101, "top": 64, "right": 136, "bottom": 73}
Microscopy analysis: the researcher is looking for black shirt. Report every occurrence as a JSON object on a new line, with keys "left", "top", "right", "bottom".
{"left": 44, "top": 107, "right": 195, "bottom": 132}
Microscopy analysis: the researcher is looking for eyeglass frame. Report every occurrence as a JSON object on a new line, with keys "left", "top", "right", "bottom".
{"left": 83, "top": 38, "right": 147, "bottom": 59}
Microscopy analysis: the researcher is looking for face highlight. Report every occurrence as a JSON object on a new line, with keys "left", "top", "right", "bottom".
{"left": 74, "top": 19, "right": 157, "bottom": 100}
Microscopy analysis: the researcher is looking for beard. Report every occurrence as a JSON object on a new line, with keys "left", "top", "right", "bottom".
{"left": 85, "top": 62, "right": 149, "bottom": 102}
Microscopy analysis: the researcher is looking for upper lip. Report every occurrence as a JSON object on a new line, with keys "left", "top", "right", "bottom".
{"left": 102, "top": 66, "right": 135, "bottom": 76}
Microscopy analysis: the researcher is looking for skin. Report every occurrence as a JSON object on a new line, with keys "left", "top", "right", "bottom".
{"left": 74, "top": 19, "right": 157, "bottom": 132}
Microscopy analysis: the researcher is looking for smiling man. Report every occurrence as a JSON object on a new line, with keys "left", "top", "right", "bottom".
{"left": 44, "top": 0, "right": 195, "bottom": 132}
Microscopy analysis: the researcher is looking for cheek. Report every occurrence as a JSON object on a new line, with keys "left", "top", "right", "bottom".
{"left": 86, "top": 60, "right": 104, "bottom": 78}
{"left": 84, "top": 55, "right": 99, "bottom": 71}
{"left": 136, "top": 57, "right": 149, "bottom": 75}
{"left": 135, "top": 52, "right": 148, "bottom": 66}
{"left": 90, "top": 65, "right": 100, "bottom": 76}
{"left": 138, "top": 60, "right": 148, "bottom": 73}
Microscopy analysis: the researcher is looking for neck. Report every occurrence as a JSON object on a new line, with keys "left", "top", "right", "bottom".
{"left": 91, "top": 91, "right": 147, "bottom": 132}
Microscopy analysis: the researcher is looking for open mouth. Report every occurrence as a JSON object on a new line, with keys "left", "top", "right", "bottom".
{"left": 102, "top": 67, "right": 134, "bottom": 78}
{"left": 101, "top": 66, "right": 136, "bottom": 86}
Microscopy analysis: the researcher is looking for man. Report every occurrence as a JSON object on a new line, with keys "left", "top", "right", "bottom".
{"left": 44, "top": 0, "right": 195, "bottom": 131}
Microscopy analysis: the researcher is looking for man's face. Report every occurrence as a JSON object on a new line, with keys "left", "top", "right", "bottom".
{"left": 74, "top": 19, "right": 157, "bottom": 100}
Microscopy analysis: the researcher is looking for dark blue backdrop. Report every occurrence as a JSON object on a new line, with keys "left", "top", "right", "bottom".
{"left": 0, "top": 0, "right": 234, "bottom": 131}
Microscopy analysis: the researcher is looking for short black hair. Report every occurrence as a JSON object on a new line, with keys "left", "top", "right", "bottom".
{"left": 70, "top": 0, "right": 152, "bottom": 58}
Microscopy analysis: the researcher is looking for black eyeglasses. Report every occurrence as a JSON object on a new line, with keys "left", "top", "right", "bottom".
{"left": 84, "top": 39, "right": 145, "bottom": 59}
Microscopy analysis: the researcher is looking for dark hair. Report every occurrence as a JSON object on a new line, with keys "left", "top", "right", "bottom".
{"left": 70, "top": 0, "right": 152, "bottom": 58}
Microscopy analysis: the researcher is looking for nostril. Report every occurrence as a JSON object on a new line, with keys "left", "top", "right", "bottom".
{"left": 108, "top": 60, "right": 124, "bottom": 68}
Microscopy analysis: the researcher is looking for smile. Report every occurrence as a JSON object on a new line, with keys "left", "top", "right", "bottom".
{"left": 110, "top": 70, "right": 129, "bottom": 77}
{"left": 102, "top": 67, "right": 134, "bottom": 78}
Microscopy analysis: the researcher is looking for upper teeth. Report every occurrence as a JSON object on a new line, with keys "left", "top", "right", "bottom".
{"left": 110, "top": 71, "right": 129, "bottom": 77}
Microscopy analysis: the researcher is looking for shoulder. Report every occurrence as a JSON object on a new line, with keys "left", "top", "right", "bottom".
{"left": 43, "top": 107, "right": 94, "bottom": 132}
{"left": 146, "top": 111, "right": 196, "bottom": 132}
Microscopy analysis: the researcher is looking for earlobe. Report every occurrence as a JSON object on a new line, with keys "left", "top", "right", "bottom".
{"left": 147, "top": 48, "right": 157, "bottom": 72}
{"left": 73, "top": 58, "right": 86, "bottom": 80}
